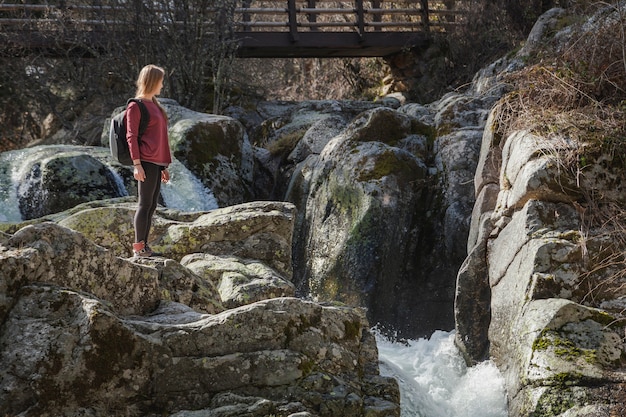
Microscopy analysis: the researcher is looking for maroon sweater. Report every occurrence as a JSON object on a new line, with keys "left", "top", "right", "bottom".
{"left": 125, "top": 100, "right": 172, "bottom": 166}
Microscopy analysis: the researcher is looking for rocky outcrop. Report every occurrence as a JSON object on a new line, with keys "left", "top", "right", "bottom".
{"left": 255, "top": 82, "right": 502, "bottom": 337}
{"left": 236, "top": 99, "right": 398, "bottom": 202}
{"left": 0, "top": 221, "right": 161, "bottom": 319}
{"left": 0, "top": 201, "right": 399, "bottom": 416}
{"left": 181, "top": 253, "right": 295, "bottom": 309}
{"left": 287, "top": 106, "right": 436, "bottom": 336}
{"left": 455, "top": 5, "right": 626, "bottom": 417}
{"left": 458, "top": 123, "right": 626, "bottom": 416}
{"left": 3, "top": 90, "right": 492, "bottom": 339}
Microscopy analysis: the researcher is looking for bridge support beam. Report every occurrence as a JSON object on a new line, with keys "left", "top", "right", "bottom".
{"left": 235, "top": 32, "right": 431, "bottom": 58}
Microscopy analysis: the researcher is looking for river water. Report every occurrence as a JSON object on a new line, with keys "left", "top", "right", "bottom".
{"left": 377, "top": 330, "right": 508, "bottom": 417}
{"left": 0, "top": 148, "right": 218, "bottom": 222}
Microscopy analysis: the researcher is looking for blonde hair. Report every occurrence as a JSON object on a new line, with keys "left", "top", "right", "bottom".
{"left": 135, "top": 64, "right": 168, "bottom": 120}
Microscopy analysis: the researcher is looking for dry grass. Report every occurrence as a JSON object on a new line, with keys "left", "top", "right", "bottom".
{"left": 491, "top": 1, "right": 626, "bottom": 316}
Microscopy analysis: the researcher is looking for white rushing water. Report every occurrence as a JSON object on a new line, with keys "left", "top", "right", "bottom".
{"left": 377, "top": 330, "right": 508, "bottom": 417}
{"left": 0, "top": 148, "right": 218, "bottom": 222}
{"left": 160, "top": 159, "right": 218, "bottom": 211}
{"left": 0, "top": 148, "right": 41, "bottom": 222}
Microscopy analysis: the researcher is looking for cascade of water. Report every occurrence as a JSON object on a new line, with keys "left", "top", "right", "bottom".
{"left": 0, "top": 148, "right": 32, "bottom": 222}
{"left": 377, "top": 330, "right": 508, "bottom": 417}
{"left": 108, "top": 167, "right": 129, "bottom": 199}
{"left": 0, "top": 147, "right": 219, "bottom": 222}
{"left": 160, "top": 159, "right": 218, "bottom": 212}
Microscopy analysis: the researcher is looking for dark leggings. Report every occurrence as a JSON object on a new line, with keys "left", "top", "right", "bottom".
{"left": 134, "top": 161, "right": 162, "bottom": 243}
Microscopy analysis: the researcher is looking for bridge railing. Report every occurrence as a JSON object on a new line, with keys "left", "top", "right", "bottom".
{"left": 0, "top": 0, "right": 225, "bottom": 54}
{"left": 0, "top": 0, "right": 467, "bottom": 56}
{"left": 0, "top": 2, "right": 211, "bottom": 28}
{"left": 0, "top": 0, "right": 464, "bottom": 32}
{"left": 237, "top": 1, "right": 464, "bottom": 36}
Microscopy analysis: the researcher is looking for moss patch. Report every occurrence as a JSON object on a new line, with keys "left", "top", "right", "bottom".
{"left": 532, "top": 386, "right": 579, "bottom": 416}
{"left": 357, "top": 149, "right": 418, "bottom": 184}
{"left": 344, "top": 320, "right": 361, "bottom": 340}
{"left": 328, "top": 181, "right": 363, "bottom": 218}
{"left": 533, "top": 329, "right": 597, "bottom": 365}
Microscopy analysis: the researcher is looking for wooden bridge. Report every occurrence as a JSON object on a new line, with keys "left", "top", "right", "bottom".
{"left": 0, "top": 0, "right": 466, "bottom": 58}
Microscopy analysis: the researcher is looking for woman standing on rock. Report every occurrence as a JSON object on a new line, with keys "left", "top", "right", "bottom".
{"left": 126, "top": 64, "right": 172, "bottom": 257}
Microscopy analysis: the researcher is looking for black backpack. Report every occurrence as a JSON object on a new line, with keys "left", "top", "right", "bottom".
{"left": 109, "top": 99, "right": 150, "bottom": 165}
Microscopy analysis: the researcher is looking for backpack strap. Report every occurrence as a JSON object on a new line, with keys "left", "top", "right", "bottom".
{"left": 126, "top": 98, "right": 150, "bottom": 140}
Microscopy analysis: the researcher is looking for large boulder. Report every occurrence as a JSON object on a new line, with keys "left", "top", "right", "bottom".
{"left": 0, "top": 202, "right": 399, "bottom": 416}
{"left": 0, "top": 290, "right": 399, "bottom": 417}
{"left": 275, "top": 85, "right": 493, "bottom": 338}
{"left": 0, "top": 145, "right": 132, "bottom": 221}
{"left": 287, "top": 107, "right": 442, "bottom": 336}
{"left": 156, "top": 201, "right": 296, "bottom": 277}
{"left": 167, "top": 106, "right": 254, "bottom": 207}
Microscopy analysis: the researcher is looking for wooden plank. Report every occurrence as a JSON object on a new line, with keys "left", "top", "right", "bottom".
{"left": 234, "top": 31, "right": 430, "bottom": 57}
{"left": 287, "top": 0, "right": 298, "bottom": 41}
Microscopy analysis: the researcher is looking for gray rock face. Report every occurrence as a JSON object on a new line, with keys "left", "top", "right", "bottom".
{"left": 1, "top": 221, "right": 161, "bottom": 319}
{"left": 181, "top": 253, "right": 295, "bottom": 309}
{"left": 0, "top": 288, "right": 397, "bottom": 416}
{"left": 289, "top": 107, "right": 437, "bottom": 336}
{"left": 0, "top": 202, "right": 399, "bottom": 416}
{"left": 455, "top": 5, "right": 626, "bottom": 416}
{"left": 268, "top": 92, "right": 500, "bottom": 337}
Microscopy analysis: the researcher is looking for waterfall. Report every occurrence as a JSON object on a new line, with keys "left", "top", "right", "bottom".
{"left": 160, "top": 159, "right": 218, "bottom": 211}
{"left": 377, "top": 330, "right": 508, "bottom": 417}
{"left": 0, "top": 147, "right": 218, "bottom": 222}
{"left": 0, "top": 148, "right": 34, "bottom": 222}
{"left": 108, "top": 167, "right": 129, "bottom": 199}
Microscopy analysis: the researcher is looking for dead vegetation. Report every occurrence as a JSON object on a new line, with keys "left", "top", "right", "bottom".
{"left": 491, "top": 1, "right": 626, "bottom": 312}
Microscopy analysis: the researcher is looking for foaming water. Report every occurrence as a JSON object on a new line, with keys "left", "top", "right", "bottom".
{"left": 109, "top": 167, "right": 129, "bottom": 199}
{"left": 376, "top": 330, "right": 508, "bottom": 417}
{"left": 0, "top": 147, "right": 218, "bottom": 222}
{"left": 161, "top": 159, "right": 218, "bottom": 211}
{"left": 0, "top": 148, "right": 35, "bottom": 222}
